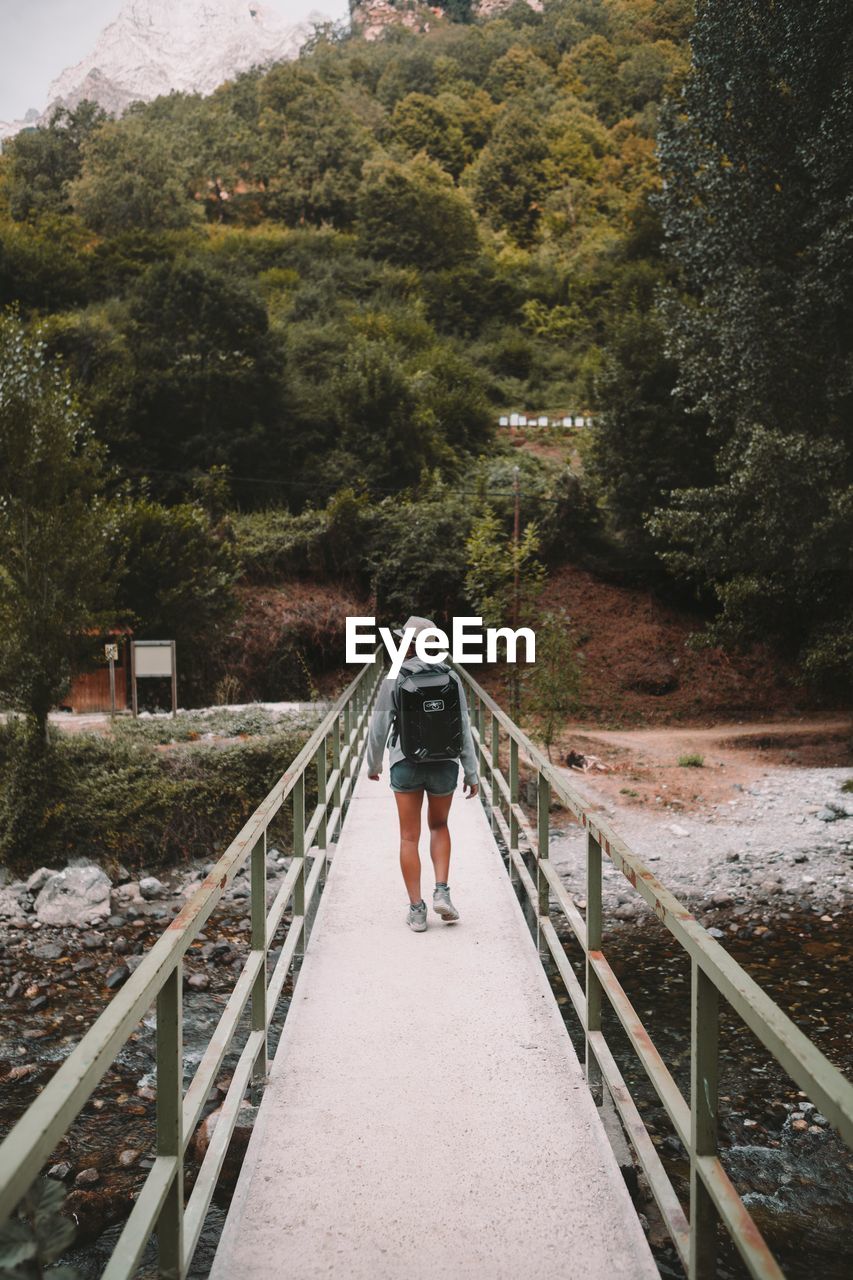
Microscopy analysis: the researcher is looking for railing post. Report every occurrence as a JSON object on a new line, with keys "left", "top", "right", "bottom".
{"left": 332, "top": 717, "right": 341, "bottom": 817}
{"left": 690, "top": 960, "right": 719, "bottom": 1279}
{"left": 293, "top": 772, "right": 306, "bottom": 958}
{"left": 313, "top": 737, "right": 329, "bottom": 928}
{"left": 509, "top": 737, "right": 519, "bottom": 887}
{"left": 343, "top": 697, "right": 352, "bottom": 772}
{"left": 353, "top": 679, "right": 364, "bottom": 757}
{"left": 251, "top": 832, "right": 267, "bottom": 1086}
{"left": 537, "top": 771, "right": 550, "bottom": 950}
{"left": 490, "top": 713, "right": 500, "bottom": 833}
{"left": 586, "top": 830, "right": 603, "bottom": 1104}
{"left": 156, "top": 964, "right": 183, "bottom": 1279}
{"left": 316, "top": 739, "right": 328, "bottom": 851}
{"left": 475, "top": 696, "right": 486, "bottom": 780}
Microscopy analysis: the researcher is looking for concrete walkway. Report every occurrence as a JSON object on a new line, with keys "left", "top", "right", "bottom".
{"left": 210, "top": 763, "right": 658, "bottom": 1280}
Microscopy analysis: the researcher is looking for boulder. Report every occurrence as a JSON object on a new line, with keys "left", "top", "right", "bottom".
{"left": 0, "top": 886, "right": 30, "bottom": 918}
{"left": 26, "top": 867, "right": 58, "bottom": 894}
{"left": 34, "top": 866, "right": 112, "bottom": 927}
{"left": 191, "top": 1100, "right": 258, "bottom": 1191}
{"left": 139, "top": 876, "right": 165, "bottom": 901}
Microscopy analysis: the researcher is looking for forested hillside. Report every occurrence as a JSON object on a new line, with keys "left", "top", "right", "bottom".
{"left": 1, "top": 0, "right": 850, "bottom": 714}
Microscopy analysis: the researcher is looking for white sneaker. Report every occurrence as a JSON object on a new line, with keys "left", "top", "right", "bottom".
{"left": 407, "top": 900, "right": 427, "bottom": 932}
{"left": 433, "top": 885, "right": 459, "bottom": 923}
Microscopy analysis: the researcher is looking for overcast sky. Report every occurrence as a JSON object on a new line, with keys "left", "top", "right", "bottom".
{"left": 0, "top": 1, "right": 350, "bottom": 122}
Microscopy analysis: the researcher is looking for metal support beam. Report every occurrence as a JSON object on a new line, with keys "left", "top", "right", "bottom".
{"left": 156, "top": 965, "right": 183, "bottom": 1279}
{"left": 690, "top": 961, "right": 720, "bottom": 1279}
{"left": 537, "top": 772, "right": 550, "bottom": 951}
{"left": 250, "top": 833, "right": 268, "bottom": 1086}
{"left": 586, "top": 831, "right": 603, "bottom": 1104}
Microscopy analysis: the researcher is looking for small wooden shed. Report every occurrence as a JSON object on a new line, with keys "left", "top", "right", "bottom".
{"left": 62, "top": 629, "right": 132, "bottom": 713}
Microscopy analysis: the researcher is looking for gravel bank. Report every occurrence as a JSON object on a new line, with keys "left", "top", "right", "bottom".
{"left": 549, "top": 766, "right": 852, "bottom": 918}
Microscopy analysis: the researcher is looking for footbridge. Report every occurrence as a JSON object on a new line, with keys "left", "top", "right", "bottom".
{"left": 1, "top": 655, "right": 852, "bottom": 1280}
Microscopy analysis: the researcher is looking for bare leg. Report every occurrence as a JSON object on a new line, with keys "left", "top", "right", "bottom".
{"left": 394, "top": 789, "right": 424, "bottom": 904}
{"left": 426, "top": 791, "right": 454, "bottom": 885}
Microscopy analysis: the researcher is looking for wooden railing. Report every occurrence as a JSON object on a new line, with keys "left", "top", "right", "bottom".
{"left": 0, "top": 653, "right": 383, "bottom": 1279}
{"left": 457, "top": 664, "right": 853, "bottom": 1280}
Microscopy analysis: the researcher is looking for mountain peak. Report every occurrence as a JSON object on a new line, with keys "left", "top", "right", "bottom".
{"left": 40, "top": 0, "right": 325, "bottom": 124}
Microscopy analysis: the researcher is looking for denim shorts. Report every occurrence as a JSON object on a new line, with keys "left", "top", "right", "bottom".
{"left": 389, "top": 759, "right": 459, "bottom": 796}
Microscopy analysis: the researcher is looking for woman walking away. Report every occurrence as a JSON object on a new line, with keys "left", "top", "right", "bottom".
{"left": 367, "top": 615, "right": 479, "bottom": 932}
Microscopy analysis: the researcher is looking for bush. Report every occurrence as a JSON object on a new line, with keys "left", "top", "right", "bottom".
{"left": 677, "top": 753, "right": 704, "bottom": 767}
{"left": 232, "top": 508, "right": 330, "bottom": 580}
{"left": 0, "top": 719, "right": 316, "bottom": 873}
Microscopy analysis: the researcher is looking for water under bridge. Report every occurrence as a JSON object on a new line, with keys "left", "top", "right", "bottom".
{"left": 1, "top": 655, "right": 851, "bottom": 1280}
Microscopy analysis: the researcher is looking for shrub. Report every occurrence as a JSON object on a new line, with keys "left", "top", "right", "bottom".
{"left": 677, "top": 752, "right": 704, "bottom": 767}
{"left": 0, "top": 719, "right": 316, "bottom": 873}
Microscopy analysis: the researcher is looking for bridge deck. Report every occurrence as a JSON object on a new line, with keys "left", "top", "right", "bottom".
{"left": 210, "top": 764, "right": 657, "bottom": 1279}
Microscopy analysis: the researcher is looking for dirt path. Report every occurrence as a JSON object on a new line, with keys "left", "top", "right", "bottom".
{"left": 552, "top": 717, "right": 852, "bottom": 814}
{"left": 545, "top": 719, "right": 853, "bottom": 917}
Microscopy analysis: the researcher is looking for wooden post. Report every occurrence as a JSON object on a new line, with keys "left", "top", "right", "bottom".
{"left": 509, "top": 737, "right": 519, "bottom": 887}
{"left": 156, "top": 965, "right": 183, "bottom": 1279}
{"left": 490, "top": 713, "right": 499, "bottom": 832}
{"left": 251, "top": 834, "right": 267, "bottom": 1086}
{"left": 690, "top": 960, "right": 720, "bottom": 1279}
{"left": 586, "top": 830, "right": 603, "bottom": 1103}
{"left": 537, "top": 771, "right": 550, "bottom": 950}
{"left": 293, "top": 773, "right": 305, "bottom": 959}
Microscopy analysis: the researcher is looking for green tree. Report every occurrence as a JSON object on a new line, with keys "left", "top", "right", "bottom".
{"left": 0, "top": 313, "right": 118, "bottom": 740}
{"left": 4, "top": 101, "right": 108, "bottom": 221}
{"left": 524, "top": 608, "right": 581, "bottom": 760}
{"left": 70, "top": 114, "right": 198, "bottom": 233}
{"left": 357, "top": 155, "right": 479, "bottom": 270}
{"left": 116, "top": 494, "right": 240, "bottom": 704}
{"left": 559, "top": 35, "right": 623, "bottom": 124}
{"left": 392, "top": 93, "right": 467, "bottom": 177}
{"left": 587, "top": 305, "right": 714, "bottom": 556}
{"left": 655, "top": 0, "right": 853, "bottom": 692}
{"left": 327, "top": 339, "right": 434, "bottom": 493}
{"left": 464, "top": 103, "right": 551, "bottom": 244}
{"left": 260, "top": 63, "right": 375, "bottom": 228}
{"left": 366, "top": 482, "right": 477, "bottom": 622}
{"left": 122, "top": 257, "right": 284, "bottom": 483}
{"left": 465, "top": 507, "right": 544, "bottom": 714}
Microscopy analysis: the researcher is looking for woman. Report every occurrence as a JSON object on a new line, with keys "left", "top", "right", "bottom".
{"left": 366, "top": 615, "right": 479, "bottom": 932}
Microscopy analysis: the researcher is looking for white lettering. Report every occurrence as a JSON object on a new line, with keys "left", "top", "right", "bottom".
{"left": 452, "top": 616, "right": 484, "bottom": 664}
{"left": 346, "top": 616, "right": 377, "bottom": 664}
{"left": 381, "top": 626, "right": 415, "bottom": 680}
{"left": 346, "top": 616, "right": 537, "bottom": 671}
{"left": 415, "top": 627, "right": 449, "bottom": 664}
{"left": 486, "top": 627, "right": 536, "bottom": 664}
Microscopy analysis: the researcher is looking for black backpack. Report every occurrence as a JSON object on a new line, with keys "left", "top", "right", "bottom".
{"left": 392, "top": 664, "right": 463, "bottom": 762}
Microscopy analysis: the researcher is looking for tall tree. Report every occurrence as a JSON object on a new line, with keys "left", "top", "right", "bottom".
{"left": 0, "top": 313, "right": 118, "bottom": 740}
{"left": 122, "top": 257, "right": 284, "bottom": 483}
{"left": 654, "top": 0, "right": 853, "bottom": 692}
{"left": 357, "top": 155, "right": 480, "bottom": 269}
{"left": 4, "top": 101, "right": 108, "bottom": 221}
{"left": 70, "top": 114, "right": 198, "bottom": 234}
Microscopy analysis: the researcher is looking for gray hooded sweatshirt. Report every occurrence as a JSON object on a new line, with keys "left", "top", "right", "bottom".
{"left": 366, "top": 659, "right": 479, "bottom": 785}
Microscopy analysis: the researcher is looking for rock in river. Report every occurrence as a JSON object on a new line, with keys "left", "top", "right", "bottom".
{"left": 0, "top": 885, "right": 30, "bottom": 918}
{"left": 105, "top": 963, "right": 131, "bottom": 990}
{"left": 26, "top": 867, "right": 59, "bottom": 893}
{"left": 139, "top": 876, "right": 166, "bottom": 900}
{"left": 34, "top": 866, "right": 112, "bottom": 927}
